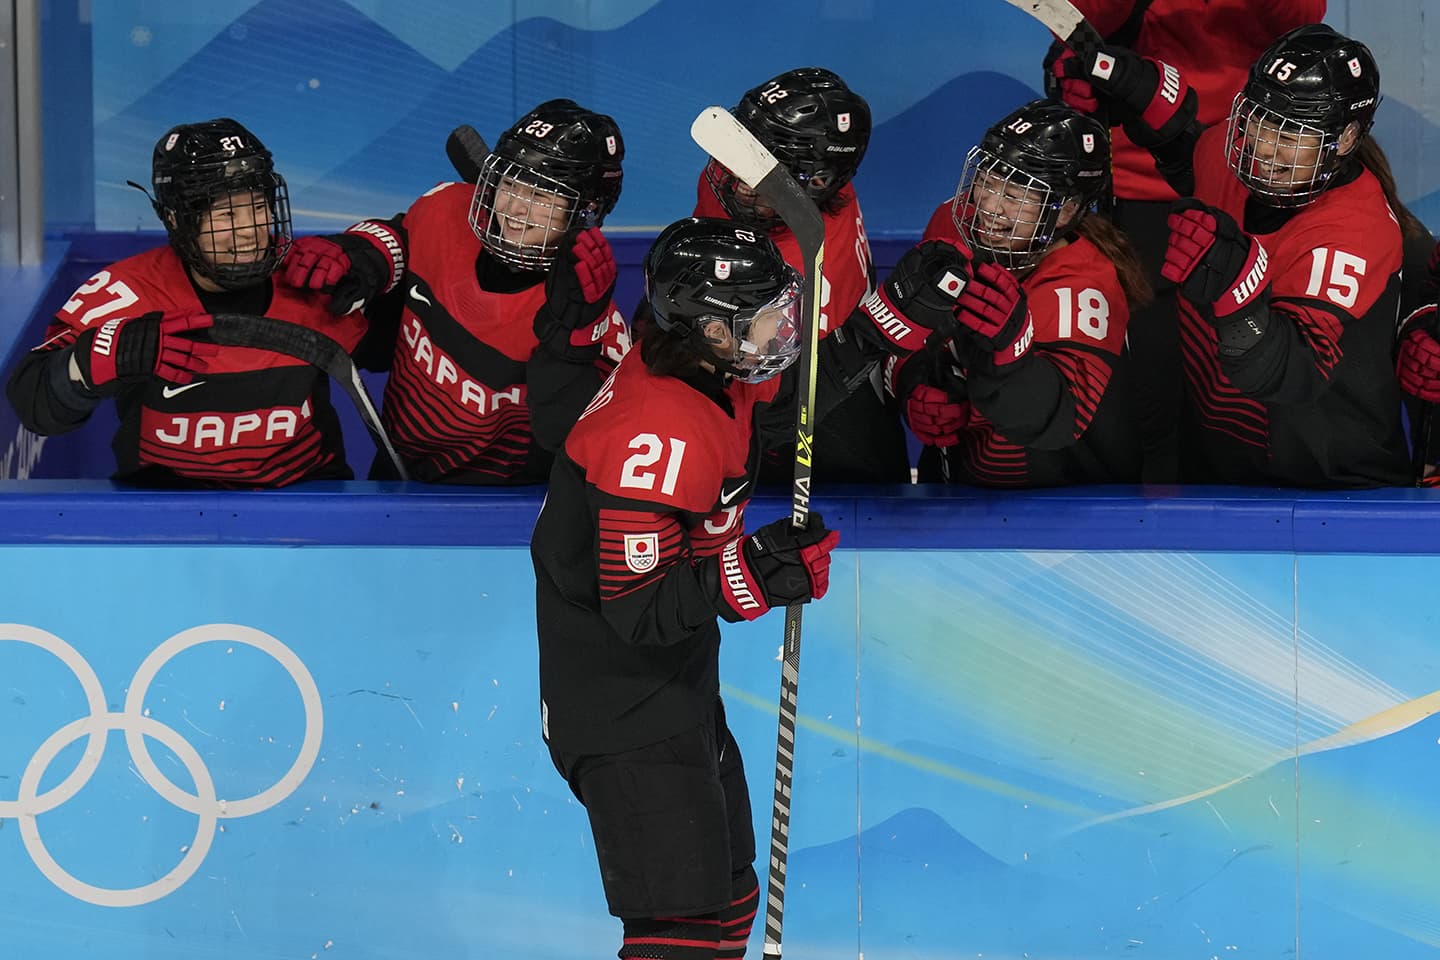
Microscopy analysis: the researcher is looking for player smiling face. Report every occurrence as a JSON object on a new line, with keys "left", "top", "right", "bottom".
{"left": 489, "top": 174, "right": 574, "bottom": 251}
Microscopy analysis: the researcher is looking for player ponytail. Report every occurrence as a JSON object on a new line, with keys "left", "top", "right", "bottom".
{"left": 1076, "top": 215, "right": 1154, "bottom": 309}
{"left": 1356, "top": 136, "right": 1431, "bottom": 243}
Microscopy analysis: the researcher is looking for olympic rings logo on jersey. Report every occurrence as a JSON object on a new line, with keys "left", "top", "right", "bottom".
{"left": 0, "top": 623, "right": 323, "bottom": 908}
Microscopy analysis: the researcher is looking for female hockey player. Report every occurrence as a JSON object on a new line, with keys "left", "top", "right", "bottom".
{"left": 1053, "top": 23, "right": 1416, "bottom": 486}
{"left": 282, "top": 99, "right": 632, "bottom": 483}
{"left": 692, "top": 67, "right": 912, "bottom": 484}
{"left": 893, "top": 98, "right": 1149, "bottom": 486}
{"left": 7, "top": 118, "right": 365, "bottom": 488}
{"left": 1042, "top": 0, "right": 1328, "bottom": 481}
{"left": 531, "top": 217, "right": 841, "bottom": 960}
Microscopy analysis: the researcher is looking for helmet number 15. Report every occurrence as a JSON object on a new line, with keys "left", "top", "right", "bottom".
{"left": 1265, "top": 59, "right": 1299, "bottom": 82}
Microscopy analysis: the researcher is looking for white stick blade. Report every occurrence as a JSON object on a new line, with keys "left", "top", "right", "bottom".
{"left": 689, "top": 106, "right": 780, "bottom": 189}
{"left": 1003, "top": 0, "right": 1084, "bottom": 37}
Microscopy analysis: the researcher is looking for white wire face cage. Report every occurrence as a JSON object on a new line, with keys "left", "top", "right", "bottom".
{"left": 469, "top": 153, "right": 582, "bottom": 271}
{"left": 1225, "top": 93, "right": 1345, "bottom": 208}
{"left": 703, "top": 274, "right": 803, "bottom": 383}
{"left": 952, "top": 146, "right": 1066, "bottom": 271}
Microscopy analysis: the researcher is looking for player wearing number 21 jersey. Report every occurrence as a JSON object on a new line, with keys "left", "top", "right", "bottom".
{"left": 895, "top": 99, "right": 1146, "bottom": 486}
{"left": 532, "top": 219, "right": 841, "bottom": 959}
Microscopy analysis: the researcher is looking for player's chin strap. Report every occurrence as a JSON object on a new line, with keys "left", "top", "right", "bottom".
{"left": 208, "top": 314, "right": 409, "bottom": 481}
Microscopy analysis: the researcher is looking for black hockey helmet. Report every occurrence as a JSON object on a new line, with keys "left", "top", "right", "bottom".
{"left": 470, "top": 98, "right": 625, "bottom": 270}
{"left": 644, "top": 217, "right": 803, "bottom": 383}
{"left": 150, "top": 117, "right": 292, "bottom": 290}
{"left": 953, "top": 99, "right": 1110, "bottom": 271}
{"left": 1226, "top": 24, "right": 1380, "bottom": 206}
{"left": 706, "top": 67, "right": 871, "bottom": 228}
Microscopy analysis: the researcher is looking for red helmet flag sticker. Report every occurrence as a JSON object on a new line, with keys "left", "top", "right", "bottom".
{"left": 1348, "top": 57, "right": 1362, "bottom": 77}
{"left": 715, "top": 260, "right": 732, "bottom": 280}
{"left": 1082, "top": 133, "right": 1096, "bottom": 153}
{"left": 837, "top": 112, "right": 852, "bottom": 132}
{"left": 606, "top": 135, "right": 617, "bottom": 155}
{"left": 624, "top": 533, "right": 659, "bottom": 573}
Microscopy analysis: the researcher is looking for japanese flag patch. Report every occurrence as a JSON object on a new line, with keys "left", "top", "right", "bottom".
{"left": 1091, "top": 54, "right": 1116, "bottom": 81}
{"left": 936, "top": 270, "right": 966, "bottom": 298}
{"left": 1082, "top": 133, "right": 1096, "bottom": 153}
{"left": 606, "top": 135, "right": 618, "bottom": 155}
{"left": 715, "top": 260, "right": 732, "bottom": 280}
{"left": 624, "top": 533, "right": 660, "bottom": 573}
{"left": 1348, "top": 57, "right": 1362, "bottom": 77}
{"left": 837, "top": 112, "right": 852, "bottom": 132}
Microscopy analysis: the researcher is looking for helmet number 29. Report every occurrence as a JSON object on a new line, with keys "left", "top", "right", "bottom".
{"left": 1055, "top": 286, "right": 1110, "bottom": 342}
{"left": 620, "top": 433, "right": 688, "bottom": 496}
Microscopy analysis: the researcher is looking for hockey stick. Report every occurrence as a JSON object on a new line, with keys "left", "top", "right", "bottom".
{"left": 1413, "top": 406, "right": 1433, "bottom": 486}
{"left": 1003, "top": 0, "right": 1104, "bottom": 49}
{"left": 690, "top": 106, "right": 825, "bottom": 960}
{"left": 1004, "top": 0, "right": 1115, "bottom": 210}
{"left": 208, "top": 314, "right": 409, "bottom": 480}
{"left": 445, "top": 124, "right": 491, "bottom": 183}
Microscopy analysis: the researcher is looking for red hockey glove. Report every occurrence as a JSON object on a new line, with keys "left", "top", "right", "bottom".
{"left": 72, "top": 311, "right": 219, "bottom": 394}
{"left": 534, "top": 228, "right": 618, "bottom": 363}
{"left": 1163, "top": 199, "right": 1271, "bottom": 341}
{"left": 1051, "top": 44, "right": 1195, "bottom": 146}
{"left": 859, "top": 239, "right": 969, "bottom": 354}
{"left": 282, "top": 221, "right": 404, "bottom": 316}
{"left": 953, "top": 261, "right": 1035, "bottom": 368}
{"left": 1397, "top": 305, "right": 1440, "bottom": 402}
{"left": 1043, "top": 41, "right": 1100, "bottom": 115}
{"left": 716, "top": 513, "right": 840, "bottom": 622}
{"left": 905, "top": 383, "right": 970, "bottom": 448}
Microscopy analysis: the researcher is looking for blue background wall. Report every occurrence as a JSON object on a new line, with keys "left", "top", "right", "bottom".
{"left": 40, "top": 0, "right": 1440, "bottom": 237}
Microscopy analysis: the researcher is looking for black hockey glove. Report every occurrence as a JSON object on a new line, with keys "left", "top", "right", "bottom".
{"left": 858, "top": 240, "right": 969, "bottom": 354}
{"left": 71, "top": 311, "right": 219, "bottom": 395}
{"left": 715, "top": 514, "right": 840, "bottom": 622}
{"left": 534, "top": 228, "right": 618, "bottom": 362}
{"left": 1050, "top": 43, "right": 1197, "bottom": 147}
{"left": 282, "top": 222, "right": 404, "bottom": 316}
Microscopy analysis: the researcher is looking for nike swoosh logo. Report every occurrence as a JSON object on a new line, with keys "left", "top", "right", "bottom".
{"left": 409, "top": 285, "right": 432, "bottom": 306}
{"left": 719, "top": 480, "right": 749, "bottom": 507}
{"left": 161, "top": 381, "right": 205, "bottom": 399}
